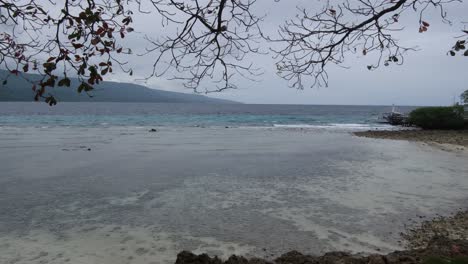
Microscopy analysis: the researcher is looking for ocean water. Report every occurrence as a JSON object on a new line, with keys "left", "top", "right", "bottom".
{"left": 1, "top": 125, "right": 467, "bottom": 264}
{"left": 0, "top": 102, "right": 415, "bottom": 128}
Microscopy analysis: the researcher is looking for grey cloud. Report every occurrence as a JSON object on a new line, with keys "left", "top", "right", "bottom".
{"left": 114, "top": 0, "right": 468, "bottom": 105}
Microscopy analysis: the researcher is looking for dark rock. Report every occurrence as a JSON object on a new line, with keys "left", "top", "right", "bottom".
{"left": 248, "top": 258, "right": 273, "bottom": 264}
{"left": 174, "top": 237, "right": 468, "bottom": 264}
{"left": 385, "top": 253, "right": 418, "bottom": 264}
{"left": 367, "top": 255, "right": 386, "bottom": 264}
{"left": 149, "top": 128, "right": 157, "bottom": 132}
{"left": 225, "top": 255, "right": 249, "bottom": 264}
{"left": 322, "top": 252, "right": 351, "bottom": 258}
{"left": 175, "top": 251, "right": 223, "bottom": 264}
{"left": 276, "top": 250, "right": 318, "bottom": 264}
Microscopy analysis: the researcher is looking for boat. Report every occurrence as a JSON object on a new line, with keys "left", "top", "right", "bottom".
{"left": 381, "top": 105, "right": 409, "bottom": 126}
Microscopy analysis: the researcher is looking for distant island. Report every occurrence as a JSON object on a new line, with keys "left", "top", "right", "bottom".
{"left": 0, "top": 70, "right": 238, "bottom": 104}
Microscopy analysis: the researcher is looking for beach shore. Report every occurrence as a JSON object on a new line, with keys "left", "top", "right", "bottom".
{"left": 175, "top": 211, "right": 468, "bottom": 264}
{"left": 175, "top": 237, "right": 468, "bottom": 264}
{"left": 354, "top": 129, "right": 468, "bottom": 149}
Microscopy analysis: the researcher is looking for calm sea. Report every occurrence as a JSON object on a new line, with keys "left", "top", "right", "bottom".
{"left": 0, "top": 102, "right": 416, "bottom": 128}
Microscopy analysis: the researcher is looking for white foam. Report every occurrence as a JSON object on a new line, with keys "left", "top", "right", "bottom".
{"left": 272, "top": 123, "right": 394, "bottom": 130}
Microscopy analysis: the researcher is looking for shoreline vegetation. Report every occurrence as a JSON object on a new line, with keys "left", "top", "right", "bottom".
{"left": 175, "top": 211, "right": 468, "bottom": 264}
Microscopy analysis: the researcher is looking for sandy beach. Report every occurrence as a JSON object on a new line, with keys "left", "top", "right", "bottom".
{"left": 354, "top": 130, "right": 468, "bottom": 149}
{"left": 1, "top": 126, "right": 467, "bottom": 264}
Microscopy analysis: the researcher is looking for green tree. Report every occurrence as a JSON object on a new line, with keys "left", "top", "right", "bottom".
{"left": 461, "top": 90, "right": 468, "bottom": 105}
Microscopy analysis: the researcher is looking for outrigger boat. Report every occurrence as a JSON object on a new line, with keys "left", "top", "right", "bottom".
{"left": 380, "top": 105, "right": 409, "bottom": 126}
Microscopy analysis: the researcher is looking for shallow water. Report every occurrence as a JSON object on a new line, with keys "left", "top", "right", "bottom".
{"left": 0, "top": 102, "right": 415, "bottom": 128}
{"left": 0, "top": 125, "right": 467, "bottom": 264}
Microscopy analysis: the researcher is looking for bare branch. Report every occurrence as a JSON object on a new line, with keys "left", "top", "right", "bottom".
{"left": 271, "top": 0, "right": 461, "bottom": 89}
{"left": 140, "top": 0, "right": 264, "bottom": 93}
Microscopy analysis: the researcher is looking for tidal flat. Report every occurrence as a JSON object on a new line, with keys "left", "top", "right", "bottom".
{"left": 354, "top": 130, "right": 468, "bottom": 149}
{"left": 0, "top": 126, "right": 467, "bottom": 264}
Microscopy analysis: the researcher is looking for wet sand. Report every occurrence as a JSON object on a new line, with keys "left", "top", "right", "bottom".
{"left": 401, "top": 210, "right": 468, "bottom": 249}
{"left": 354, "top": 130, "right": 468, "bottom": 149}
{"left": 0, "top": 126, "right": 467, "bottom": 264}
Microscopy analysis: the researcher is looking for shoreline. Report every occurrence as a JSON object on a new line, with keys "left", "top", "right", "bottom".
{"left": 175, "top": 211, "right": 468, "bottom": 264}
{"left": 354, "top": 129, "right": 468, "bottom": 149}
{"left": 176, "top": 238, "right": 468, "bottom": 264}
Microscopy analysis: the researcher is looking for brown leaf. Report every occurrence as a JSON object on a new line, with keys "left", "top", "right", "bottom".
{"left": 96, "top": 27, "right": 105, "bottom": 35}
{"left": 101, "top": 68, "right": 108, "bottom": 75}
{"left": 72, "top": 43, "right": 84, "bottom": 49}
{"left": 91, "top": 38, "right": 100, "bottom": 45}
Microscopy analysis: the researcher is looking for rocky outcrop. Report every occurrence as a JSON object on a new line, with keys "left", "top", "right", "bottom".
{"left": 175, "top": 238, "right": 468, "bottom": 264}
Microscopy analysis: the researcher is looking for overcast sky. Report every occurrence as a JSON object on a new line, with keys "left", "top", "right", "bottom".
{"left": 106, "top": 0, "right": 468, "bottom": 106}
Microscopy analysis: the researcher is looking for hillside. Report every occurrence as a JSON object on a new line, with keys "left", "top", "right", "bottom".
{"left": 0, "top": 70, "right": 237, "bottom": 104}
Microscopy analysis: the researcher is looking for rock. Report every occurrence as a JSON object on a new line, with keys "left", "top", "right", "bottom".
{"left": 225, "top": 255, "right": 249, "bottom": 264}
{"left": 367, "top": 255, "right": 386, "bottom": 264}
{"left": 175, "top": 251, "right": 222, "bottom": 264}
{"left": 248, "top": 258, "right": 273, "bottom": 264}
{"left": 385, "top": 253, "right": 418, "bottom": 264}
{"left": 322, "top": 251, "right": 351, "bottom": 258}
{"left": 174, "top": 236, "right": 468, "bottom": 264}
{"left": 149, "top": 128, "right": 157, "bottom": 132}
{"left": 275, "top": 250, "right": 316, "bottom": 264}
{"left": 319, "top": 252, "right": 365, "bottom": 264}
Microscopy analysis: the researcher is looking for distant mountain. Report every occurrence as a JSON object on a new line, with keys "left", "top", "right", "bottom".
{"left": 0, "top": 70, "right": 238, "bottom": 104}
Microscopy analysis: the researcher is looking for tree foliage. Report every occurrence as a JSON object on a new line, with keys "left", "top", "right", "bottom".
{"left": 1, "top": 0, "right": 133, "bottom": 105}
{"left": 409, "top": 106, "right": 465, "bottom": 130}
{"left": 0, "top": 0, "right": 466, "bottom": 104}
{"left": 461, "top": 90, "right": 468, "bottom": 104}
